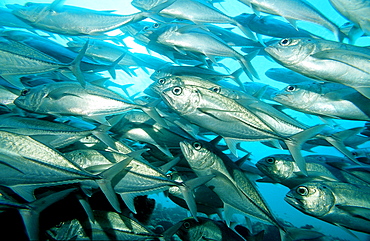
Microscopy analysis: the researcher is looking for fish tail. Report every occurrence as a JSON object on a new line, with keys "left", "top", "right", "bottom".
{"left": 180, "top": 174, "right": 215, "bottom": 221}
{"left": 322, "top": 127, "right": 364, "bottom": 165}
{"left": 68, "top": 40, "right": 88, "bottom": 87}
{"left": 19, "top": 188, "right": 76, "bottom": 241}
{"left": 238, "top": 51, "right": 260, "bottom": 81}
{"left": 284, "top": 124, "right": 326, "bottom": 175}
{"left": 96, "top": 156, "right": 134, "bottom": 213}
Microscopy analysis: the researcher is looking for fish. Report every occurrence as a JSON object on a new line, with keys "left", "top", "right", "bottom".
{"left": 180, "top": 139, "right": 284, "bottom": 230}
{"left": 285, "top": 181, "right": 370, "bottom": 234}
{"left": 234, "top": 13, "right": 320, "bottom": 41}
{"left": 265, "top": 68, "right": 318, "bottom": 85}
{"left": 0, "top": 114, "right": 116, "bottom": 149}
{"left": 272, "top": 82, "right": 370, "bottom": 121}
{"left": 0, "top": 36, "right": 87, "bottom": 88}
{"left": 265, "top": 37, "right": 370, "bottom": 99}
{"left": 256, "top": 154, "right": 370, "bottom": 188}
{"left": 7, "top": 0, "right": 147, "bottom": 36}
{"left": 237, "top": 0, "right": 344, "bottom": 41}
{"left": 158, "top": 82, "right": 330, "bottom": 174}
{"left": 13, "top": 82, "right": 161, "bottom": 125}
{"left": 170, "top": 216, "right": 248, "bottom": 241}
{"left": 154, "top": 23, "right": 259, "bottom": 81}
{"left": 131, "top": 0, "right": 256, "bottom": 40}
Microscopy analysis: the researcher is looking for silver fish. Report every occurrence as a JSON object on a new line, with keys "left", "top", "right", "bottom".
{"left": 7, "top": 1, "right": 147, "bottom": 35}
{"left": 131, "top": 0, "right": 256, "bottom": 40}
{"left": 265, "top": 37, "right": 370, "bottom": 99}
{"left": 256, "top": 154, "right": 370, "bottom": 188}
{"left": 172, "top": 216, "right": 247, "bottom": 241}
{"left": 155, "top": 24, "right": 259, "bottom": 81}
{"left": 13, "top": 82, "right": 150, "bottom": 125}
{"left": 180, "top": 139, "right": 283, "bottom": 230}
{"left": 285, "top": 181, "right": 370, "bottom": 234}
{"left": 159, "top": 83, "right": 326, "bottom": 174}
{"left": 273, "top": 82, "right": 370, "bottom": 121}
{"left": 237, "top": 0, "right": 344, "bottom": 40}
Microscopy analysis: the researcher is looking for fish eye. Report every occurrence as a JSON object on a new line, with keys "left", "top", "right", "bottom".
{"left": 192, "top": 141, "right": 202, "bottom": 150}
{"left": 20, "top": 89, "right": 30, "bottom": 96}
{"left": 286, "top": 85, "right": 296, "bottom": 92}
{"left": 211, "top": 86, "right": 221, "bottom": 93}
{"left": 172, "top": 86, "right": 182, "bottom": 95}
{"left": 265, "top": 157, "right": 275, "bottom": 164}
{"left": 279, "top": 38, "right": 291, "bottom": 46}
{"left": 183, "top": 221, "right": 191, "bottom": 229}
{"left": 153, "top": 23, "right": 160, "bottom": 28}
{"left": 296, "top": 186, "right": 309, "bottom": 196}
{"left": 158, "top": 78, "right": 166, "bottom": 85}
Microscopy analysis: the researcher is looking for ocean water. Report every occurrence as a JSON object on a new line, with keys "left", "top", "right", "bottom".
{"left": 0, "top": 0, "right": 370, "bottom": 240}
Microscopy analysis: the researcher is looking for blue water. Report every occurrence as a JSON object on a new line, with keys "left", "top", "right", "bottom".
{"left": 1, "top": 0, "right": 369, "bottom": 240}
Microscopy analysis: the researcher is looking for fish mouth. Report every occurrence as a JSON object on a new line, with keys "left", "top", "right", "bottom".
{"left": 179, "top": 141, "right": 192, "bottom": 158}
{"left": 284, "top": 194, "right": 302, "bottom": 208}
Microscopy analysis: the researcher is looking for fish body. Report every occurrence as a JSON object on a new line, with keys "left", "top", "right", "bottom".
{"left": 7, "top": 2, "right": 147, "bottom": 35}
{"left": 14, "top": 82, "right": 142, "bottom": 124}
{"left": 265, "top": 37, "right": 370, "bottom": 98}
{"left": 256, "top": 154, "right": 370, "bottom": 188}
{"left": 237, "top": 0, "right": 342, "bottom": 40}
{"left": 132, "top": 0, "right": 256, "bottom": 39}
{"left": 155, "top": 24, "right": 258, "bottom": 80}
{"left": 234, "top": 13, "right": 319, "bottom": 39}
{"left": 273, "top": 82, "right": 370, "bottom": 121}
{"left": 180, "top": 140, "right": 282, "bottom": 228}
{"left": 285, "top": 181, "right": 370, "bottom": 234}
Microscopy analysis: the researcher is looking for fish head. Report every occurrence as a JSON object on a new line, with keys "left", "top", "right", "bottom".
{"left": 7, "top": 3, "right": 51, "bottom": 23}
{"left": 256, "top": 154, "right": 296, "bottom": 182}
{"left": 160, "top": 85, "right": 201, "bottom": 115}
{"left": 272, "top": 83, "right": 318, "bottom": 109}
{"left": 175, "top": 217, "right": 212, "bottom": 240}
{"left": 180, "top": 140, "right": 215, "bottom": 170}
{"left": 265, "top": 38, "right": 316, "bottom": 67}
{"left": 14, "top": 85, "right": 49, "bottom": 113}
{"left": 131, "top": 0, "right": 169, "bottom": 11}
{"left": 285, "top": 182, "right": 335, "bottom": 217}
{"left": 150, "top": 76, "right": 184, "bottom": 94}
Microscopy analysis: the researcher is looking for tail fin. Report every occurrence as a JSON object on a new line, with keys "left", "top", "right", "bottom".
{"left": 284, "top": 125, "right": 326, "bottom": 175}
{"left": 238, "top": 50, "right": 259, "bottom": 81}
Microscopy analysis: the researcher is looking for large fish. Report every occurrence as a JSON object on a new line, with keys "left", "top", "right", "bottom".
{"left": 0, "top": 37, "right": 87, "bottom": 88}
{"left": 237, "top": 0, "right": 344, "bottom": 41}
{"left": 285, "top": 181, "right": 370, "bottom": 234}
{"left": 265, "top": 37, "right": 370, "bottom": 99}
{"left": 154, "top": 24, "right": 259, "bottom": 81}
{"left": 7, "top": 0, "right": 147, "bottom": 35}
{"left": 180, "top": 139, "right": 284, "bottom": 231}
{"left": 256, "top": 154, "right": 370, "bottom": 188}
{"left": 13, "top": 82, "right": 161, "bottom": 125}
{"left": 131, "top": 0, "right": 256, "bottom": 40}
{"left": 156, "top": 79, "right": 333, "bottom": 174}
{"left": 273, "top": 82, "right": 370, "bottom": 121}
